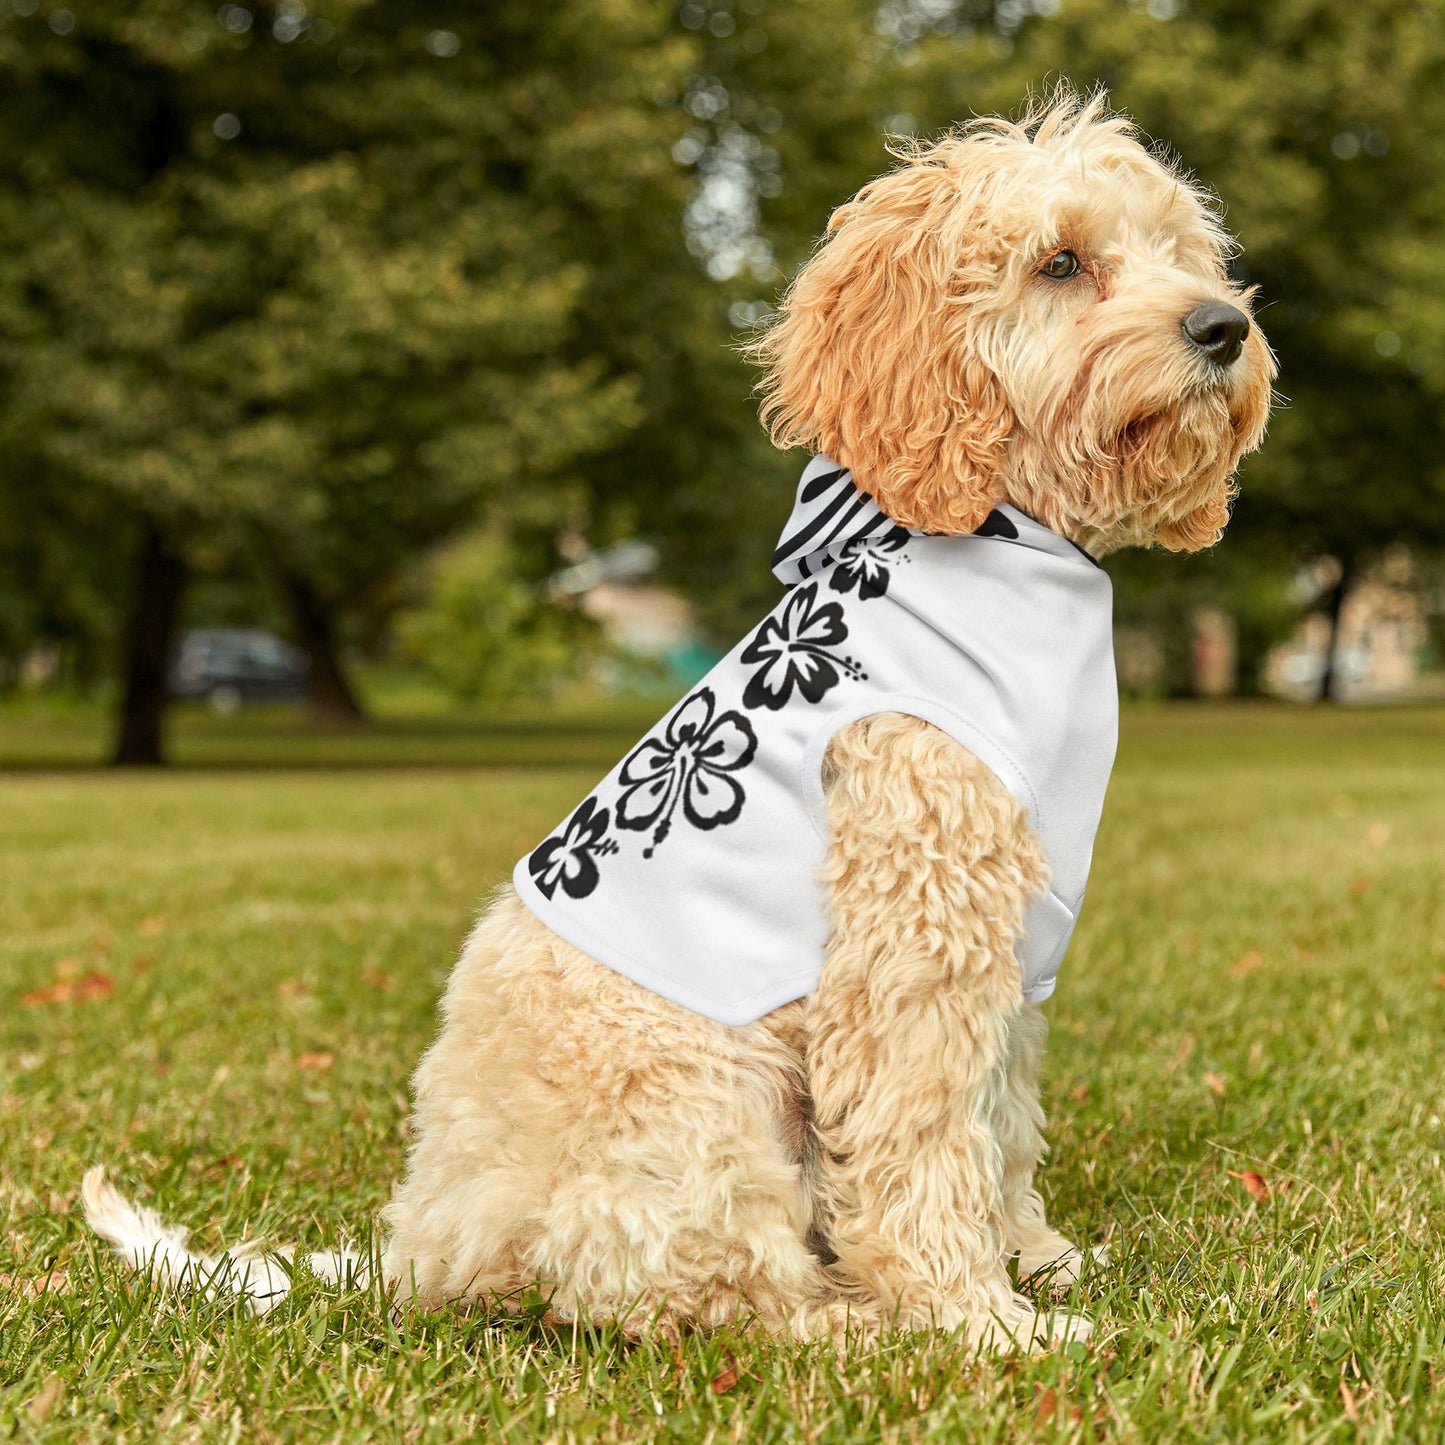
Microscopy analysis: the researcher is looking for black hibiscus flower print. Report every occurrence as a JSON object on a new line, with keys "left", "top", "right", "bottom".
{"left": 741, "top": 582, "right": 867, "bottom": 712}
{"left": 528, "top": 797, "right": 619, "bottom": 901}
{"left": 829, "top": 526, "right": 911, "bottom": 601}
{"left": 615, "top": 688, "right": 758, "bottom": 857}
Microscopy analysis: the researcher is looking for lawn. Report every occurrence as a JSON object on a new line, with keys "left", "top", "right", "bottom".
{"left": 2, "top": 702, "right": 1443, "bottom": 1442}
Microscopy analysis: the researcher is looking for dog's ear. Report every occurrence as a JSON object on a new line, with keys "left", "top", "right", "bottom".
{"left": 749, "top": 152, "right": 1013, "bottom": 534}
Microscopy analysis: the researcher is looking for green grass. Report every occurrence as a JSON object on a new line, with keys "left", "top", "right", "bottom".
{"left": 2, "top": 702, "right": 1444, "bottom": 1442}
{"left": 0, "top": 686, "right": 667, "bottom": 771}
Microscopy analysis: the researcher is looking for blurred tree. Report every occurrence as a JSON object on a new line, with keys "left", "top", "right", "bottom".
{"left": 0, "top": 0, "right": 909, "bottom": 754}
{"left": 1106, "top": 539, "right": 1302, "bottom": 696}
{"left": 395, "top": 531, "right": 601, "bottom": 706}
{"left": 12, "top": 0, "right": 1440, "bottom": 740}
{"left": 0, "top": 453, "right": 129, "bottom": 694}
{"left": 0, "top": 0, "right": 694, "bottom": 758}
{"left": 574, "top": 0, "right": 892, "bottom": 638}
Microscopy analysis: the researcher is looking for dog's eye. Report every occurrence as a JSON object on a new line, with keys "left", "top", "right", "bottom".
{"left": 1040, "top": 250, "right": 1081, "bottom": 280}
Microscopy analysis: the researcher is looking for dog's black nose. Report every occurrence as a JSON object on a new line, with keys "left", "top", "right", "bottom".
{"left": 1182, "top": 302, "right": 1250, "bottom": 367}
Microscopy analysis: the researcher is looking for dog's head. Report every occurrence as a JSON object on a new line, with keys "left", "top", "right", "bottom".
{"left": 751, "top": 90, "right": 1275, "bottom": 555}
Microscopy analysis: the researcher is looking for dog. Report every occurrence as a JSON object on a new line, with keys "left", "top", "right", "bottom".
{"left": 85, "top": 90, "right": 1273, "bottom": 1351}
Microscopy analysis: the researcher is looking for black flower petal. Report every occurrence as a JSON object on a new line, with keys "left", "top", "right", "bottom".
{"left": 529, "top": 797, "right": 616, "bottom": 900}
{"left": 614, "top": 687, "right": 758, "bottom": 855}
{"left": 740, "top": 582, "right": 863, "bottom": 711}
{"left": 829, "top": 527, "right": 911, "bottom": 601}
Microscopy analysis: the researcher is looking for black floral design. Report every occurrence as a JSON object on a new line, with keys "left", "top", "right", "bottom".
{"left": 615, "top": 688, "right": 758, "bottom": 857}
{"left": 973, "top": 510, "right": 1019, "bottom": 540}
{"left": 528, "top": 797, "right": 618, "bottom": 901}
{"left": 741, "top": 582, "right": 866, "bottom": 712}
{"left": 829, "top": 526, "right": 911, "bottom": 600}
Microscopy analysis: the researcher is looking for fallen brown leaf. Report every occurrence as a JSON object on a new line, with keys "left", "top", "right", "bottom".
{"left": 1228, "top": 1169, "right": 1268, "bottom": 1201}
{"left": 0, "top": 1268, "right": 70, "bottom": 1299}
{"left": 21, "top": 972, "right": 113, "bottom": 1007}
{"left": 22, "top": 983, "right": 68, "bottom": 1006}
{"left": 295, "top": 1051, "right": 334, "bottom": 1071}
{"left": 1204, "top": 1070, "right": 1227, "bottom": 1098}
{"left": 711, "top": 1358, "right": 740, "bottom": 1396}
{"left": 1034, "top": 1386, "right": 1058, "bottom": 1425}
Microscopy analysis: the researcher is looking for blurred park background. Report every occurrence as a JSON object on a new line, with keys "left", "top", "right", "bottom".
{"left": 2, "top": 0, "right": 1445, "bottom": 767}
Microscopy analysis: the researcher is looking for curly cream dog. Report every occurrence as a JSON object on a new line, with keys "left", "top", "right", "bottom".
{"left": 85, "top": 92, "right": 1273, "bottom": 1350}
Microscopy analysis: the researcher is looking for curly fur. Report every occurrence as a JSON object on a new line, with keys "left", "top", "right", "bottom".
{"left": 380, "top": 718, "right": 1086, "bottom": 1349}
{"left": 380, "top": 894, "right": 824, "bottom": 1336}
{"left": 85, "top": 88, "right": 1272, "bottom": 1353}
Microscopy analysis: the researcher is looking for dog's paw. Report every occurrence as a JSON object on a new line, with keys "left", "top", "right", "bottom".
{"left": 1018, "top": 1240, "right": 1110, "bottom": 1293}
{"left": 972, "top": 1295, "right": 1093, "bottom": 1353}
{"left": 1032, "top": 1308, "right": 1093, "bottom": 1348}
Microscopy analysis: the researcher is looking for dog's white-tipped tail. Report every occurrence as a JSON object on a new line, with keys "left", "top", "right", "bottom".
{"left": 81, "top": 1166, "right": 367, "bottom": 1315}
{"left": 81, "top": 1165, "right": 203, "bottom": 1281}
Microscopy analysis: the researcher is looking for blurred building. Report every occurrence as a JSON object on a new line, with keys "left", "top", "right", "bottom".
{"left": 1114, "top": 548, "right": 1442, "bottom": 701}
{"left": 548, "top": 541, "right": 721, "bottom": 689}
{"left": 1262, "top": 548, "right": 1441, "bottom": 701}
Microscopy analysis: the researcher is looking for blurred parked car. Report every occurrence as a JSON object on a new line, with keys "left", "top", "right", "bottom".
{"left": 170, "top": 629, "right": 310, "bottom": 712}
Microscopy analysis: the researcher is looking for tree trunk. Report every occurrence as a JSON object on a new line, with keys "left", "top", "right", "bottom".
{"left": 281, "top": 571, "right": 366, "bottom": 725}
{"left": 1317, "top": 556, "right": 1354, "bottom": 703}
{"left": 112, "top": 524, "right": 187, "bottom": 766}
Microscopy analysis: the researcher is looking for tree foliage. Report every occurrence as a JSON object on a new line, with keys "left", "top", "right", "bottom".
{"left": 396, "top": 531, "right": 600, "bottom": 706}
{"left": 3, "top": 0, "right": 1443, "bottom": 734}
{"left": 0, "top": 1, "right": 708, "bottom": 751}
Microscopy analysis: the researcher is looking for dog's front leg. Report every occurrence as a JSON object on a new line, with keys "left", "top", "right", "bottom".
{"left": 994, "top": 1005, "right": 1100, "bottom": 1290}
{"left": 806, "top": 713, "right": 1088, "bottom": 1350}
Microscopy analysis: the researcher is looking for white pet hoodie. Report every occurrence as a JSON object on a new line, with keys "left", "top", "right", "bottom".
{"left": 513, "top": 456, "right": 1118, "bottom": 1026}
